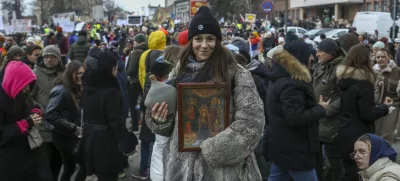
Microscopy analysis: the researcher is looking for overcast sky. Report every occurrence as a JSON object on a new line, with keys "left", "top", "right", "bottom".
{"left": 22, "top": 0, "right": 165, "bottom": 15}
{"left": 116, "top": 0, "right": 165, "bottom": 12}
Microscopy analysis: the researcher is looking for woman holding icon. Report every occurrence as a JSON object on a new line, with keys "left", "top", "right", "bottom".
{"left": 0, "top": 61, "right": 43, "bottom": 181}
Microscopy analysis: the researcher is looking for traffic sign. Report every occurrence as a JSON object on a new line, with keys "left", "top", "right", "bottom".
{"left": 262, "top": 1, "right": 273, "bottom": 13}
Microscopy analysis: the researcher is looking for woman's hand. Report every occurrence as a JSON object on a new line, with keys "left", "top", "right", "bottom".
{"left": 29, "top": 114, "right": 42, "bottom": 125}
{"left": 384, "top": 97, "right": 393, "bottom": 106}
{"left": 318, "top": 95, "right": 330, "bottom": 110}
{"left": 152, "top": 102, "right": 169, "bottom": 123}
{"left": 75, "top": 126, "right": 83, "bottom": 138}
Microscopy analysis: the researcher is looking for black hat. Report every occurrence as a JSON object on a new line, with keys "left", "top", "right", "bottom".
{"left": 317, "top": 38, "right": 340, "bottom": 56}
{"left": 285, "top": 31, "right": 298, "bottom": 44}
{"left": 126, "top": 39, "right": 134, "bottom": 44}
{"left": 284, "top": 40, "right": 311, "bottom": 66}
{"left": 188, "top": 6, "right": 222, "bottom": 41}
{"left": 97, "top": 51, "right": 118, "bottom": 72}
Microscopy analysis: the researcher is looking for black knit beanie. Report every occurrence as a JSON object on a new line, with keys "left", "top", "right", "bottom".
{"left": 317, "top": 39, "right": 340, "bottom": 56}
{"left": 285, "top": 31, "right": 298, "bottom": 44}
{"left": 97, "top": 51, "right": 118, "bottom": 72}
{"left": 188, "top": 6, "right": 222, "bottom": 41}
{"left": 284, "top": 40, "right": 311, "bottom": 66}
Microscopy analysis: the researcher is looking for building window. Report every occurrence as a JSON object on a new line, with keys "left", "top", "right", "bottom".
{"left": 374, "top": 1, "right": 379, "bottom": 11}
{"left": 297, "top": 9, "right": 300, "bottom": 19}
{"left": 382, "top": 0, "right": 387, "bottom": 12}
{"left": 367, "top": 3, "right": 372, "bottom": 11}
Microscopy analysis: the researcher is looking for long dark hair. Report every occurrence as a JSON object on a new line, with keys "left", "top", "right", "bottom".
{"left": 175, "top": 37, "right": 237, "bottom": 89}
{"left": 12, "top": 86, "right": 34, "bottom": 114}
{"left": 340, "top": 44, "right": 376, "bottom": 82}
{"left": 55, "top": 61, "right": 84, "bottom": 102}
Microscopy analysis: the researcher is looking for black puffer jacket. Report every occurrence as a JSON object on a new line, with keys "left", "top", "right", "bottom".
{"left": 265, "top": 49, "right": 326, "bottom": 171}
{"left": 68, "top": 36, "right": 91, "bottom": 64}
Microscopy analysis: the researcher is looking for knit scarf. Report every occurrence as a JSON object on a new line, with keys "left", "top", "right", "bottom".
{"left": 172, "top": 56, "right": 206, "bottom": 84}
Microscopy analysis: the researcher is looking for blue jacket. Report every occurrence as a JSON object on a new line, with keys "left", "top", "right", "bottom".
{"left": 69, "top": 35, "right": 78, "bottom": 46}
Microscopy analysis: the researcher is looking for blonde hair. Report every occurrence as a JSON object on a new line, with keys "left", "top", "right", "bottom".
{"left": 357, "top": 134, "right": 372, "bottom": 151}
{"left": 163, "top": 46, "right": 181, "bottom": 67}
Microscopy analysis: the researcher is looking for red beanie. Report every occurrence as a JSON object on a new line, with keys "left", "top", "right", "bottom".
{"left": 178, "top": 30, "right": 189, "bottom": 46}
{"left": 56, "top": 26, "right": 63, "bottom": 33}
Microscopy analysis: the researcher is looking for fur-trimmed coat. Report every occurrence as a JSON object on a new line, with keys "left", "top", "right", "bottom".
{"left": 336, "top": 65, "right": 388, "bottom": 162}
{"left": 145, "top": 62, "right": 265, "bottom": 181}
{"left": 265, "top": 49, "right": 326, "bottom": 171}
{"left": 373, "top": 64, "right": 400, "bottom": 144}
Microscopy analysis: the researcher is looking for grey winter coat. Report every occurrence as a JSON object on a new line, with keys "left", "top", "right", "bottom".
{"left": 145, "top": 64, "right": 265, "bottom": 181}
{"left": 312, "top": 55, "right": 344, "bottom": 142}
{"left": 32, "top": 58, "right": 64, "bottom": 142}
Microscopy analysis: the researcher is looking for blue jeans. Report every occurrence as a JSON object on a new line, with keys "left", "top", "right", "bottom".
{"left": 268, "top": 163, "right": 318, "bottom": 181}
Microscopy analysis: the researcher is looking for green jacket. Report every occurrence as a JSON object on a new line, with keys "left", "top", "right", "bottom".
{"left": 68, "top": 36, "right": 91, "bottom": 64}
{"left": 126, "top": 43, "right": 148, "bottom": 83}
{"left": 312, "top": 55, "right": 344, "bottom": 142}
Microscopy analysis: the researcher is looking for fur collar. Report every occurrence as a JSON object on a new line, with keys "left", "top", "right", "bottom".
{"left": 336, "top": 65, "right": 375, "bottom": 84}
{"left": 272, "top": 49, "right": 311, "bottom": 83}
{"left": 373, "top": 64, "right": 392, "bottom": 74}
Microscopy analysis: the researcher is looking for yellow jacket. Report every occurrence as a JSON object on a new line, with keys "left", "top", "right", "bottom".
{"left": 138, "top": 31, "right": 166, "bottom": 90}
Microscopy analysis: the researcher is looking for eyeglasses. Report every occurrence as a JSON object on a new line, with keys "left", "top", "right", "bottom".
{"left": 350, "top": 150, "right": 370, "bottom": 160}
{"left": 43, "top": 55, "right": 58, "bottom": 61}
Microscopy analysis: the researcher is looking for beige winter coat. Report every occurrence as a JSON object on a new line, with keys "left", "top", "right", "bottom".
{"left": 146, "top": 63, "right": 265, "bottom": 181}
{"left": 359, "top": 157, "right": 400, "bottom": 181}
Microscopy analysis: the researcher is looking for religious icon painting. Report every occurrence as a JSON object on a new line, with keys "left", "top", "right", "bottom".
{"left": 177, "top": 82, "right": 230, "bottom": 152}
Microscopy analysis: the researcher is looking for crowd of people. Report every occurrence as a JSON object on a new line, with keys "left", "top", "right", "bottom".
{"left": 1, "top": 5, "right": 400, "bottom": 181}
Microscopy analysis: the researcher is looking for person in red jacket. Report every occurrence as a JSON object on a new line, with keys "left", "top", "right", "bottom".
{"left": 50, "top": 27, "right": 70, "bottom": 66}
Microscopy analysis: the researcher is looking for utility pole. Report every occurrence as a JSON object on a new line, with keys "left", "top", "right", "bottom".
{"left": 393, "top": 0, "right": 397, "bottom": 39}
{"left": 284, "top": 0, "right": 288, "bottom": 33}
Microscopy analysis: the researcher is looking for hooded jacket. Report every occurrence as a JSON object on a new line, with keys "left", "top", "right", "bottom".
{"left": 313, "top": 54, "right": 344, "bottom": 142}
{"left": 138, "top": 31, "right": 166, "bottom": 90}
{"left": 266, "top": 49, "right": 326, "bottom": 170}
{"left": 0, "top": 61, "right": 41, "bottom": 181}
{"left": 32, "top": 56, "right": 64, "bottom": 142}
{"left": 145, "top": 62, "right": 265, "bottom": 181}
{"left": 68, "top": 35, "right": 91, "bottom": 64}
{"left": 359, "top": 134, "right": 400, "bottom": 181}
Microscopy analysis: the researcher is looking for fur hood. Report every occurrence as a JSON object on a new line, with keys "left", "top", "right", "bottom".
{"left": 336, "top": 65, "right": 375, "bottom": 84}
{"left": 271, "top": 49, "right": 312, "bottom": 83}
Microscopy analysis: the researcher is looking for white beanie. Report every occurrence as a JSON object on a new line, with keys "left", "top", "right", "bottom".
{"left": 373, "top": 41, "right": 385, "bottom": 49}
{"left": 26, "top": 37, "right": 35, "bottom": 44}
{"left": 270, "top": 27, "right": 276, "bottom": 34}
{"left": 278, "top": 37, "right": 285, "bottom": 44}
{"left": 267, "top": 45, "right": 283, "bottom": 59}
